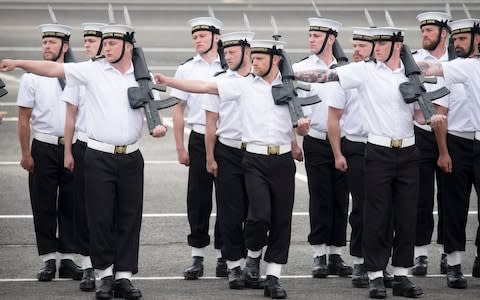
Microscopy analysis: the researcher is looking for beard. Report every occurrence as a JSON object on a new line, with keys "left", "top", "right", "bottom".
{"left": 422, "top": 38, "right": 439, "bottom": 51}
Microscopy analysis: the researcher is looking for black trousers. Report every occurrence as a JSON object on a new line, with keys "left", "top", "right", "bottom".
{"left": 441, "top": 134, "right": 474, "bottom": 254}
{"left": 243, "top": 152, "right": 295, "bottom": 264}
{"left": 84, "top": 148, "right": 144, "bottom": 274}
{"left": 187, "top": 131, "right": 222, "bottom": 250}
{"left": 72, "top": 140, "right": 89, "bottom": 257}
{"left": 303, "top": 135, "right": 349, "bottom": 247}
{"left": 342, "top": 138, "right": 366, "bottom": 258}
{"left": 215, "top": 141, "right": 247, "bottom": 261}
{"left": 414, "top": 126, "right": 443, "bottom": 247}
{"left": 29, "top": 139, "right": 76, "bottom": 255}
{"left": 363, "top": 144, "right": 418, "bottom": 271}
{"left": 474, "top": 139, "right": 480, "bottom": 251}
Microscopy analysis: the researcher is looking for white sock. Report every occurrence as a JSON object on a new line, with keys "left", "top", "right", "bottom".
{"left": 312, "top": 244, "right": 327, "bottom": 257}
{"left": 40, "top": 252, "right": 57, "bottom": 262}
{"left": 368, "top": 270, "right": 383, "bottom": 280}
{"left": 115, "top": 271, "right": 132, "bottom": 280}
{"left": 227, "top": 259, "right": 242, "bottom": 270}
{"left": 216, "top": 249, "right": 223, "bottom": 259}
{"left": 414, "top": 245, "right": 428, "bottom": 258}
{"left": 59, "top": 253, "right": 75, "bottom": 261}
{"left": 352, "top": 256, "right": 364, "bottom": 265}
{"left": 392, "top": 266, "right": 408, "bottom": 276}
{"left": 191, "top": 246, "right": 207, "bottom": 258}
{"left": 96, "top": 265, "right": 113, "bottom": 279}
{"left": 81, "top": 255, "right": 93, "bottom": 270}
{"left": 447, "top": 251, "right": 462, "bottom": 266}
{"left": 247, "top": 249, "right": 262, "bottom": 259}
{"left": 265, "top": 262, "right": 282, "bottom": 278}
{"left": 328, "top": 246, "right": 342, "bottom": 256}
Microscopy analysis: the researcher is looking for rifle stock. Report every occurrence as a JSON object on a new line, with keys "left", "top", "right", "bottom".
{"left": 0, "top": 78, "right": 7, "bottom": 97}
{"left": 129, "top": 47, "right": 179, "bottom": 135}
{"left": 272, "top": 50, "right": 321, "bottom": 128}
{"left": 399, "top": 44, "right": 450, "bottom": 124}
{"left": 332, "top": 40, "right": 349, "bottom": 67}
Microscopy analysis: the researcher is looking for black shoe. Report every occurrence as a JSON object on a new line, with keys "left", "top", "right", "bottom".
{"left": 472, "top": 256, "right": 480, "bottom": 278}
{"left": 369, "top": 277, "right": 386, "bottom": 299}
{"left": 95, "top": 276, "right": 114, "bottom": 299}
{"left": 264, "top": 275, "right": 287, "bottom": 299}
{"left": 411, "top": 256, "right": 427, "bottom": 276}
{"left": 216, "top": 258, "right": 228, "bottom": 278}
{"left": 328, "top": 254, "right": 353, "bottom": 277}
{"left": 440, "top": 253, "right": 447, "bottom": 275}
{"left": 59, "top": 259, "right": 83, "bottom": 280}
{"left": 312, "top": 255, "right": 328, "bottom": 278}
{"left": 244, "top": 256, "right": 264, "bottom": 289}
{"left": 80, "top": 268, "right": 96, "bottom": 292}
{"left": 114, "top": 278, "right": 142, "bottom": 299}
{"left": 183, "top": 256, "right": 204, "bottom": 280}
{"left": 392, "top": 275, "right": 424, "bottom": 298}
{"left": 37, "top": 259, "right": 56, "bottom": 282}
{"left": 447, "top": 264, "right": 467, "bottom": 289}
{"left": 228, "top": 266, "right": 245, "bottom": 289}
{"left": 352, "top": 264, "right": 369, "bottom": 288}
{"left": 383, "top": 269, "right": 394, "bottom": 288}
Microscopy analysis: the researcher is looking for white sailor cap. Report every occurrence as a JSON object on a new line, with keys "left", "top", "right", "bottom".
{"left": 449, "top": 18, "right": 479, "bottom": 35}
{"left": 416, "top": 12, "right": 451, "bottom": 28}
{"left": 188, "top": 17, "right": 223, "bottom": 34}
{"left": 82, "top": 23, "right": 106, "bottom": 37}
{"left": 352, "top": 27, "right": 375, "bottom": 41}
{"left": 221, "top": 31, "right": 255, "bottom": 48}
{"left": 250, "top": 39, "right": 286, "bottom": 55}
{"left": 101, "top": 24, "right": 135, "bottom": 43}
{"left": 308, "top": 17, "right": 342, "bottom": 36}
{"left": 371, "top": 27, "right": 405, "bottom": 42}
{"left": 38, "top": 23, "right": 72, "bottom": 41}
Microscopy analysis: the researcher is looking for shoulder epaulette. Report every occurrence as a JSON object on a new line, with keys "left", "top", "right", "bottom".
{"left": 296, "top": 56, "right": 309, "bottom": 63}
{"left": 411, "top": 50, "right": 418, "bottom": 55}
{"left": 364, "top": 57, "right": 376, "bottom": 63}
{"left": 214, "top": 70, "right": 227, "bottom": 77}
{"left": 91, "top": 55, "right": 105, "bottom": 62}
{"left": 180, "top": 57, "right": 194, "bottom": 65}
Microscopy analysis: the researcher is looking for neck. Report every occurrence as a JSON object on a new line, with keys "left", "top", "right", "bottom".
{"left": 236, "top": 63, "right": 251, "bottom": 77}
{"left": 316, "top": 48, "right": 335, "bottom": 66}
{"left": 262, "top": 68, "right": 279, "bottom": 84}
{"left": 385, "top": 55, "right": 401, "bottom": 71}
{"left": 428, "top": 43, "right": 447, "bottom": 60}
{"left": 200, "top": 49, "right": 218, "bottom": 64}
{"left": 111, "top": 57, "right": 132, "bottom": 74}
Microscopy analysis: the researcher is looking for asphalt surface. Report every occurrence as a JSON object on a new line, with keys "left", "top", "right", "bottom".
{"left": 0, "top": 1, "right": 479, "bottom": 299}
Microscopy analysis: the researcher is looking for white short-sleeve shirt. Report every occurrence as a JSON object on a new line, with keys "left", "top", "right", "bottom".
{"left": 217, "top": 72, "right": 293, "bottom": 146}
{"left": 62, "top": 85, "right": 87, "bottom": 134}
{"left": 442, "top": 58, "right": 480, "bottom": 131}
{"left": 201, "top": 69, "right": 247, "bottom": 140}
{"left": 336, "top": 60, "right": 415, "bottom": 139}
{"left": 63, "top": 59, "right": 143, "bottom": 145}
{"left": 17, "top": 73, "right": 79, "bottom": 137}
{"left": 170, "top": 54, "right": 223, "bottom": 128}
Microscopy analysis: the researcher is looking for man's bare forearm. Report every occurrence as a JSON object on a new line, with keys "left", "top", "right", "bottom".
{"left": 5, "top": 59, "right": 65, "bottom": 78}
{"left": 416, "top": 61, "right": 444, "bottom": 77}
{"left": 294, "top": 69, "right": 339, "bottom": 83}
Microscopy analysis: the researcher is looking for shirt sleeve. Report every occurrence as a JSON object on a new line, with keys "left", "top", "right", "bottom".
{"left": 326, "top": 82, "right": 347, "bottom": 109}
{"left": 60, "top": 85, "right": 81, "bottom": 106}
{"left": 16, "top": 73, "right": 36, "bottom": 108}
{"left": 169, "top": 65, "right": 189, "bottom": 101}
{"left": 336, "top": 61, "right": 364, "bottom": 90}
{"left": 64, "top": 61, "right": 94, "bottom": 87}
{"left": 218, "top": 77, "right": 243, "bottom": 102}
{"left": 201, "top": 93, "right": 220, "bottom": 113}
{"left": 442, "top": 59, "right": 468, "bottom": 85}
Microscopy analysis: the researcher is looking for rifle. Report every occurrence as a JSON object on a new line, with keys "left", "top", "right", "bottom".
{"left": 399, "top": 44, "right": 450, "bottom": 123}
{"left": 270, "top": 16, "right": 321, "bottom": 128}
{"left": 128, "top": 47, "right": 179, "bottom": 134}
{"left": 332, "top": 40, "right": 349, "bottom": 67}
{"left": 447, "top": 37, "right": 457, "bottom": 61}
{"left": 0, "top": 78, "right": 7, "bottom": 97}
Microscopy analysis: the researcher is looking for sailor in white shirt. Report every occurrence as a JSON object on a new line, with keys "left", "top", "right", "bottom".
{"left": 294, "top": 26, "right": 448, "bottom": 299}
{"left": 201, "top": 30, "right": 255, "bottom": 289}
{"left": 154, "top": 38, "right": 310, "bottom": 300}
{"left": 0, "top": 23, "right": 168, "bottom": 299}
{"left": 16, "top": 22, "right": 83, "bottom": 283}
{"left": 169, "top": 15, "right": 227, "bottom": 280}
{"left": 292, "top": 16, "right": 352, "bottom": 279}
{"left": 327, "top": 26, "right": 380, "bottom": 288}
{"left": 417, "top": 18, "right": 480, "bottom": 288}
{"left": 63, "top": 22, "right": 105, "bottom": 293}
{"left": 410, "top": 11, "right": 452, "bottom": 278}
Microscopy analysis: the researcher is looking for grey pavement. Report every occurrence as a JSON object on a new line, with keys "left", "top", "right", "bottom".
{"left": 0, "top": 1, "right": 479, "bottom": 299}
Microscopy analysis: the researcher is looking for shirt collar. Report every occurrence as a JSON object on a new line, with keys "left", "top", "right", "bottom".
{"left": 311, "top": 54, "right": 338, "bottom": 68}
{"left": 103, "top": 59, "right": 134, "bottom": 75}
{"left": 375, "top": 59, "right": 405, "bottom": 73}
{"left": 193, "top": 53, "right": 221, "bottom": 65}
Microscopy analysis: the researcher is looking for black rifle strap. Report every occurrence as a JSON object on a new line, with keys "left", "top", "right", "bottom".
{"left": 58, "top": 78, "right": 66, "bottom": 91}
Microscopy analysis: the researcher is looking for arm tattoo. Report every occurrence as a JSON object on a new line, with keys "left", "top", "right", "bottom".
{"left": 295, "top": 69, "right": 338, "bottom": 83}
{"left": 326, "top": 69, "right": 339, "bottom": 82}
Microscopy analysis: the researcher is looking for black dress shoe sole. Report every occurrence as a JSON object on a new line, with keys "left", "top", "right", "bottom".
{"left": 183, "top": 270, "right": 204, "bottom": 280}
{"left": 312, "top": 270, "right": 328, "bottom": 278}
{"left": 411, "top": 266, "right": 427, "bottom": 276}
{"left": 328, "top": 266, "right": 353, "bottom": 277}
{"left": 264, "top": 288, "right": 287, "bottom": 299}
{"left": 447, "top": 280, "right": 468, "bottom": 289}
{"left": 80, "top": 281, "right": 96, "bottom": 292}
{"left": 229, "top": 280, "right": 245, "bottom": 289}
{"left": 95, "top": 292, "right": 113, "bottom": 300}
{"left": 37, "top": 272, "right": 55, "bottom": 282}
{"left": 352, "top": 277, "right": 369, "bottom": 288}
{"left": 369, "top": 290, "right": 387, "bottom": 299}
{"left": 113, "top": 290, "right": 142, "bottom": 299}
{"left": 59, "top": 268, "right": 83, "bottom": 280}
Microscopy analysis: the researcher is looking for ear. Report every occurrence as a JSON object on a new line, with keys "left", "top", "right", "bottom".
{"left": 214, "top": 33, "right": 220, "bottom": 43}
{"left": 328, "top": 35, "right": 336, "bottom": 46}
{"left": 441, "top": 28, "right": 448, "bottom": 39}
{"left": 272, "top": 54, "right": 281, "bottom": 65}
{"left": 62, "top": 42, "right": 69, "bottom": 54}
